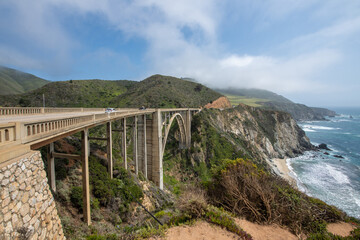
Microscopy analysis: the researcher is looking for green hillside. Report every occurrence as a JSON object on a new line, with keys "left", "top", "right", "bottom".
{"left": 0, "top": 79, "right": 135, "bottom": 107}
{"left": 0, "top": 66, "right": 49, "bottom": 95}
{"left": 218, "top": 88, "right": 292, "bottom": 105}
{"left": 225, "top": 94, "right": 269, "bottom": 107}
{"left": 0, "top": 75, "right": 221, "bottom": 108}
{"left": 217, "top": 87, "right": 336, "bottom": 121}
{"left": 111, "top": 75, "right": 222, "bottom": 108}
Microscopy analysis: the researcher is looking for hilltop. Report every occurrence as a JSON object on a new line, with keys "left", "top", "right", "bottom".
{"left": 218, "top": 88, "right": 336, "bottom": 121}
{"left": 0, "top": 75, "right": 221, "bottom": 108}
{"left": 110, "top": 75, "right": 221, "bottom": 108}
{"left": 0, "top": 66, "right": 49, "bottom": 95}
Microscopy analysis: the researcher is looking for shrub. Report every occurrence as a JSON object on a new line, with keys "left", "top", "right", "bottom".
{"left": 205, "top": 206, "right": 252, "bottom": 240}
{"left": 89, "top": 156, "right": 143, "bottom": 210}
{"left": 207, "top": 158, "right": 345, "bottom": 235}
{"left": 70, "top": 186, "right": 83, "bottom": 211}
{"left": 176, "top": 186, "right": 207, "bottom": 219}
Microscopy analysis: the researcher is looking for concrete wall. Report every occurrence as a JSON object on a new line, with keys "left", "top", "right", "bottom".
{"left": 0, "top": 151, "right": 65, "bottom": 239}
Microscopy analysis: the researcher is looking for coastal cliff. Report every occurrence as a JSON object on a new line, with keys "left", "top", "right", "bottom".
{"left": 189, "top": 104, "right": 314, "bottom": 168}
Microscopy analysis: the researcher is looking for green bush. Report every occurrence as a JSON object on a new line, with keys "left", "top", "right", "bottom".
{"left": 89, "top": 156, "right": 143, "bottom": 211}
{"left": 70, "top": 186, "right": 83, "bottom": 211}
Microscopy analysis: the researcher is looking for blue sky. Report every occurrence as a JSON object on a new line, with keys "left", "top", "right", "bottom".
{"left": 0, "top": 0, "right": 360, "bottom": 107}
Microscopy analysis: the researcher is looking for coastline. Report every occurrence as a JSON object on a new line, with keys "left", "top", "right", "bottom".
{"left": 268, "top": 158, "right": 297, "bottom": 187}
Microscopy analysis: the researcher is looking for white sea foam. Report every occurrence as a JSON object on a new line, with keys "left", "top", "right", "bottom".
{"left": 301, "top": 124, "right": 340, "bottom": 130}
{"left": 303, "top": 128, "right": 316, "bottom": 132}
{"left": 324, "top": 164, "right": 350, "bottom": 184}
{"left": 286, "top": 158, "right": 308, "bottom": 192}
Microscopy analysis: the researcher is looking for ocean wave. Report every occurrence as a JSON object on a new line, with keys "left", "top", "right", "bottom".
{"left": 334, "top": 119, "right": 352, "bottom": 122}
{"left": 303, "top": 128, "right": 317, "bottom": 132}
{"left": 324, "top": 164, "right": 351, "bottom": 184}
{"left": 301, "top": 124, "right": 340, "bottom": 130}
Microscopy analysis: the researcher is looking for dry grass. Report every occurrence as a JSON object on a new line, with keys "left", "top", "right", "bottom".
{"left": 176, "top": 186, "right": 208, "bottom": 219}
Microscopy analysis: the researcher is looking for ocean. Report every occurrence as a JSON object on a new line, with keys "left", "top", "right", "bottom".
{"left": 288, "top": 107, "right": 360, "bottom": 219}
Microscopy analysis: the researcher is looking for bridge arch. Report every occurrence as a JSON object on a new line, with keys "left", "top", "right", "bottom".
{"left": 161, "top": 113, "right": 187, "bottom": 156}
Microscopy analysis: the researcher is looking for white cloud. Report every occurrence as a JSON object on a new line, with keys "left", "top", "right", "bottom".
{"left": 152, "top": 48, "right": 341, "bottom": 93}
{"left": 1, "top": 0, "right": 359, "bottom": 103}
{"left": 0, "top": 46, "right": 42, "bottom": 69}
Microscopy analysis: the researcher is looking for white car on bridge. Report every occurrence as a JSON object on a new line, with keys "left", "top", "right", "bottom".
{"left": 105, "top": 108, "right": 115, "bottom": 113}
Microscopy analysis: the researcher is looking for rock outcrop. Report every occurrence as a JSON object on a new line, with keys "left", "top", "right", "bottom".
{"left": 204, "top": 96, "right": 232, "bottom": 109}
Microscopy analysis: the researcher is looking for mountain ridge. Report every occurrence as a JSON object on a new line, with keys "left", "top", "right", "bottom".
{"left": 0, "top": 66, "right": 49, "bottom": 95}
{"left": 0, "top": 75, "right": 221, "bottom": 108}
{"left": 217, "top": 87, "right": 336, "bottom": 121}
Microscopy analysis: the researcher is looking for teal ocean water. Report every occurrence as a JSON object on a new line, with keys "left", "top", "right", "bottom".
{"left": 288, "top": 107, "right": 360, "bottom": 219}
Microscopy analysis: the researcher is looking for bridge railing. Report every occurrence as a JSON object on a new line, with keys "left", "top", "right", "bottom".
{"left": 0, "top": 123, "right": 18, "bottom": 146}
{"left": 0, "top": 107, "right": 43, "bottom": 115}
{"left": 0, "top": 107, "right": 106, "bottom": 116}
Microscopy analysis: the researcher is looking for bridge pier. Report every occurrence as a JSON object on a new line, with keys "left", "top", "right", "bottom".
{"left": 106, "top": 121, "right": 113, "bottom": 178}
{"left": 186, "top": 109, "right": 191, "bottom": 148}
{"left": 133, "top": 116, "right": 138, "bottom": 175}
{"left": 81, "top": 129, "right": 91, "bottom": 226}
{"left": 122, "top": 118, "right": 127, "bottom": 169}
{"left": 47, "top": 142, "right": 56, "bottom": 192}
{"left": 148, "top": 110, "right": 163, "bottom": 189}
{"left": 138, "top": 115, "right": 147, "bottom": 178}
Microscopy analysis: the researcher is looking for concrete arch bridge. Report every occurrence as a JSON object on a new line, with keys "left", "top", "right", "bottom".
{"left": 0, "top": 107, "right": 199, "bottom": 225}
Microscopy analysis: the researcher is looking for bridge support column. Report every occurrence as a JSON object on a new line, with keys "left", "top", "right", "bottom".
{"left": 122, "top": 118, "right": 127, "bottom": 169}
{"left": 150, "top": 110, "right": 163, "bottom": 190}
{"left": 186, "top": 109, "right": 191, "bottom": 148}
{"left": 47, "top": 142, "right": 56, "bottom": 192}
{"left": 138, "top": 115, "right": 147, "bottom": 178}
{"left": 81, "top": 129, "right": 91, "bottom": 225}
{"left": 107, "top": 122, "right": 113, "bottom": 178}
{"left": 133, "top": 116, "right": 138, "bottom": 175}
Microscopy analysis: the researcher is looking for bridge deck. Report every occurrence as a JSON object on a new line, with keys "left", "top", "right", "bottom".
{"left": 0, "top": 108, "right": 198, "bottom": 165}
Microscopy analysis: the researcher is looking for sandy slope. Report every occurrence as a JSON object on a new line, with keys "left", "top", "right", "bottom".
{"left": 158, "top": 219, "right": 297, "bottom": 240}
{"left": 157, "top": 219, "right": 356, "bottom": 240}
{"left": 235, "top": 219, "right": 297, "bottom": 240}
{"left": 158, "top": 221, "right": 239, "bottom": 240}
{"left": 327, "top": 222, "right": 356, "bottom": 237}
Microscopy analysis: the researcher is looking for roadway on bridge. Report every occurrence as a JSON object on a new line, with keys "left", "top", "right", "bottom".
{"left": 0, "top": 111, "right": 107, "bottom": 124}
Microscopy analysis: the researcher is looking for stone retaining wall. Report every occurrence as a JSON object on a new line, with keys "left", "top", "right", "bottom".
{"left": 0, "top": 151, "right": 65, "bottom": 239}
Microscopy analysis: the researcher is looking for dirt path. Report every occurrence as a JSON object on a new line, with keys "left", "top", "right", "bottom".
{"left": 235, "top": 218, "right": 298, "bottom": 240}
{"left": 327, "top": 222, "right": 356, "bottom": 237}
{"left": 159, "top": 221, "right": 239, "bottom": 240}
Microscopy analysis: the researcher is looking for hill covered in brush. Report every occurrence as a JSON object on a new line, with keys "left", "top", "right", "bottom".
{"left": 0, "top": 75, "right": 222, "bottom": 108}
{"left": 0, "top": 66, "right": 49, "bottom": 95}
{"left": 110, "top": 75, "right": 222, "bottom": 108}
{"left": 0, "top": 79, "right": 135, "bottom": 107}
{"left": 217, "top": 88, "right": 336, "bottom": 121}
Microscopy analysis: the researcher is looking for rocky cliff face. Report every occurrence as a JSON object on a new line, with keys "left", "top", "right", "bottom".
{"left": 190, "top": 104, "right": 314, "bottom": 167}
